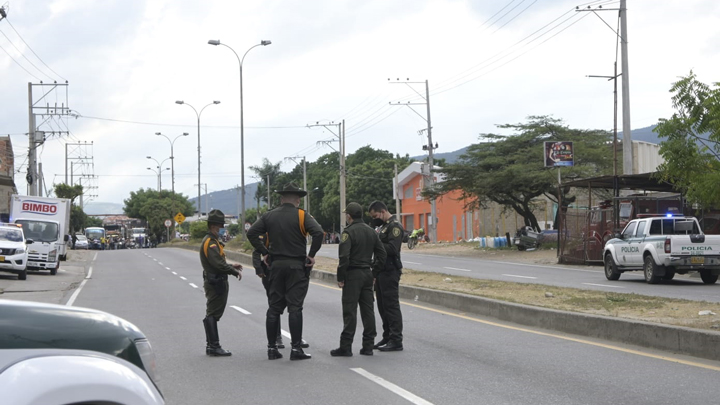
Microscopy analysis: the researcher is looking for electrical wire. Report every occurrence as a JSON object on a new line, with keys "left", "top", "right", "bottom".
{"left": 0, "top": 27, "right": 53, "bottom": 81}
{"left": 4, "top": 17, "right": 67, "bottom": 82}
{"left": 70, "top": 113, "right": 306, "bottom": 129}
{"left": 0, "top": 40, "right": 41, "bottom": 81}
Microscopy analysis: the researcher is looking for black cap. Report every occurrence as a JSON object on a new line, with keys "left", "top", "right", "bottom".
{"left": 343, "top": 202, "right": 363, "bottom": 218}
{"left": 275, "top": 182, "right": 307, "bottom": 197}
{"left": 207, "top": 209, "right": 225, "bottom": 226}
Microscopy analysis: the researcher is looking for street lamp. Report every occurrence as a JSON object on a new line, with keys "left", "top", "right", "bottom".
{"left": 175, "top": 100, "right": 220, "bottom": 216}
{"left": 146, "top": 156, "right": 171, "bottom": 190}
{"left": 155, "top": 131, "right": 189, "bottom": 193}
{"left": 208, "top": 38, "right": 271, "bottom": 234}
{"left": 147, "top": 166, "right": 170, "bottom": 192}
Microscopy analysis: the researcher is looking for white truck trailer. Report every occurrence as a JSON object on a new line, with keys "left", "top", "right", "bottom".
{"left": 10, "top": 195, "right": 71, "bottom": 275}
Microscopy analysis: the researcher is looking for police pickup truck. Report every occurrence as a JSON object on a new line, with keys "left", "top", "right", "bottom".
{"left": 603, "top": 215, "right": 720, "bottom": 284}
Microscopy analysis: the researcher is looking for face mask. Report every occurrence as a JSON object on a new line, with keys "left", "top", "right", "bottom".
{"left": 370, "top": 218, "right": 384, "bottom": 227}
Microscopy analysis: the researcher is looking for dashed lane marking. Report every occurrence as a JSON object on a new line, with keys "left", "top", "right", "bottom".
{"left": 179, "top": 276, "right": 187, "bottom": 280}
{"left": 310, "top": 281, "right": 720, "bottom": 372}
{"left": 351, "top": 368, "right": 434, "bottom": 405}
{"left": 230, "top": 305, "right": 251, "bottom": 315}
{"left": 86, "top": 267, "right": 93, "bottom": 279}
{"left": 502, "top": 274, "right": 537, "bottom": 279}
{"left": 165, "top": 267, "right": 171, "bottom": 270}
{"left": 583, "top": 283, "right": 625, "bottom": 289}
{"left": 443, "top": 267, "right": 471, "bottom": 272}
{"left": 172, "top": 272, "right": 177, "bottom": 275}
{"left": 281, "top": 329, "right": 291, "bottom": 339}
{"left": 189, "top": 283, "right": 198, "bottom": 288}
{"left": 404, "top": 261, "right": 422, "bottom": 265}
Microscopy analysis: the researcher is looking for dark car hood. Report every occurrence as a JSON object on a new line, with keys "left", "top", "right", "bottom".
{"left": 0, "top": 300, "right": 146, "bottom": 354}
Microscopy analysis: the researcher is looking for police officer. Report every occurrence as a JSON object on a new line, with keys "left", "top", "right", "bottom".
{"left": 331, "top": 203, "right": 386, "bottom": 357}
{"left": 201, "top": 209, "right": 242, "bottom": 356}
{"left": 252, "top": 233, "right": 309, "bottom": 350}
{"left": 368, "top": 200, "right": 404, "bottom": 352}
{"left": 247, "top": 183, "right": 324, "bottom": 361}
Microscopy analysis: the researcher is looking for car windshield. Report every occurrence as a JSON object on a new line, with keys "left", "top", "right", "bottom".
{"left": 76, "top": 235, "right": 87, "bottom": 241}
{"left": 16, "top": 220, "right": 58, "bottom": 243}
{"left": 0, "top": 228, "right": 23, "bottom": 242}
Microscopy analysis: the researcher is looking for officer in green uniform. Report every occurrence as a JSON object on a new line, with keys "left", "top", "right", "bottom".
{"left": 331, "top": 202, "right": 386, "bottom": 357}
{"left": 200, "top": 209, "right": 242, "bottom": 356}
{"left": 368, "top": 200, "right": 405, "bottom": 352}
{"left": 247, "top": 183, "right": 324, "bottom": 361}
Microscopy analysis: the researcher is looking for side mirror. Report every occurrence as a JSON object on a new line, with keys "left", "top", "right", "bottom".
{"left": 614, "top": 233, "right": 622, "bottom": 239}
{"left": 64, "top": 234, "right": 70, "bottom": 242}
{"left": 26, "top": 239, "right": 34, "bottom": 244}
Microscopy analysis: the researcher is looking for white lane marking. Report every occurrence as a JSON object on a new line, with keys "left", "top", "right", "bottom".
{"left": 66, "top": 279, "right": 88, "bottom": 307}
{"left": 444, "top": 266, "right": 471, "bottom": 272}
{"left": 189, "top": 283, "right": 198, "bottom": 288}
{"left": 502, "top": 274, "right": 537, "bottom": 279}
{"left": 487, "top": 260, "right": 598, "bottom": 274}
{"left": 230, "top": 305, "right": 251, "bottom": 315}
{"left": 179, "top": 276, "right": 187, "bottom": 280}
{"left": 281, "top": 329, "right": 291, "bottom": 339}
{"left": 86, "top": 266, "right": 93, "bottom": 279}
{"left": 158, "top": 262, "right": 163, "bottom": 266}
{"left": 93, "top": 252, "right": 98, "bottom": 261}
{"left": 172, "top": 271, "right": 177, "bottom": 275}
{"left": 153, "top": 259, "right": 157, "bottom": 262}
{"left": 350, "top": 368, "right": 433, "bottom": 405}
{"left": 404, "top": 261, "right": 422, "bottom": 265}
{"left": 583, "top": 283, "right": 626, "bottom": 289}
{"left": 165, "top": 267, "right": 171, "bottom": 270}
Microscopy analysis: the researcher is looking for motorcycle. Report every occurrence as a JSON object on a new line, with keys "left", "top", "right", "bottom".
{"left": 407, "top": 228, "right": 426, "bottom": 250}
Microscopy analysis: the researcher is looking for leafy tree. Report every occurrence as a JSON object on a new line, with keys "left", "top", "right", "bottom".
{"left": 430, "top": 116, "right": 613, "bottom": 231}
{"left": 227, "top": 223, "right": 241, "bottom": 236}
{"left": 249, "top": 158, "right": 282, "bottom": 209}
{"left": 54, "top": 184, "right": 88, "bottom": 233}
{"left": 54, "top": 184, "right": 84, "bottom": 204}
{"left": 85, "top": 216, "right": 103, "bottom": 227}
{"left": 123, "top": 189, "right": 195, "bottom": 241}
{"left": 654, "top": 71, "right": 720, "bottom": 207}
{"left": 190, "top": 220, "right": 207, "bottom": 240}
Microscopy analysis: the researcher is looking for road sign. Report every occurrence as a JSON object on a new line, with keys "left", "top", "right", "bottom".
{"left": 164, "top": 219, "right": 172, "bottom": 228}
{"left": 174, "top": 212, "right": 186, "bottom": 225}
{"left": 244, "top": 222, "right": 251, "bottom": 232}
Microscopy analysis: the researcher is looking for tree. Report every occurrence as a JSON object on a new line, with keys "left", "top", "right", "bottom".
{"left": 430, "top": 116, "right": 613, "bottom": 231}
{"left": 54, "top": 184, "right": 87, "bottom": 233}
{"left": 190, "top": 220, "right": 207, "bottom": 240}
{"left": 123, "top": 189, "right": 195, "bottom": 241}
{"left": 54, "top": 184, "right": 84, "bottom": 204}
{"left": 86, "top": 216, "right": 103, "bottom": 227}
{"left": 249, "top": 158, "right": 282, "bottom": 209}
{"left": 655, "top": 71, "right": 720, "bottom": 208}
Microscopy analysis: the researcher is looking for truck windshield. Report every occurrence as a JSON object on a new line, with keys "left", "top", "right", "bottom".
{"left": 16, "top": 220, "right": 58, "bottom": 243}
{"left": 0, "top": 228, "right": 23, "bottom": 242}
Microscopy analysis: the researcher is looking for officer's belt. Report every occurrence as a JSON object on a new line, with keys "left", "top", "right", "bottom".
{"left": 270, "top": 255, "right": 306, "bottom": 262}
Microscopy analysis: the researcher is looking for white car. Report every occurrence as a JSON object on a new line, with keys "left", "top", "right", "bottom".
{"left": 0, "top": 349, "right": 164, "bottom": 405}
{"left": 0, "top": 223, "right": 31, "bottom": 280}
{"left": 74, "top": 234, "right": 89, "bottom": 250}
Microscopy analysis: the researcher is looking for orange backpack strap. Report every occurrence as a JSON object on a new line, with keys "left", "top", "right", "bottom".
{"left": 299, "top": 210, "right": 307, "bottom": 237}
{"left": 203, "top": 237, "right": 212, "bottom": 258}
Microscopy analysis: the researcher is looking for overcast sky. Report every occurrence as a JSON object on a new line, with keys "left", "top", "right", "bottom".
{"left": 1, "top": 0, "right": 718, "bottom": 206}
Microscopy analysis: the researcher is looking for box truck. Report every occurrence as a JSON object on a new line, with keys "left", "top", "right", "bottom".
{"left": 10, "top": 195, "right": 71, "bottom": 275}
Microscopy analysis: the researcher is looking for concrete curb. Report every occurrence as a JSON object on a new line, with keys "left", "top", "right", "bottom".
{"left": 169, "top": 245, "right": 720, "bottom": 362}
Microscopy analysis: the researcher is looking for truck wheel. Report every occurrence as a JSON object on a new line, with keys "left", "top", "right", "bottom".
{"left": 662, "top": 271, "right": 675, "bottom": 281}
{"left": 643, "top": 255, "right": 661, "bottom": 284}
{"left": 18, "top": 269, "right": 27, "bottom": 280}
{"left": 700, "top": 270, "right": 718, "bottom": 284}
{"left": 50, "top": 262, "right": 59, "bottom": 276}
{"left": 604, "top": 253, "right": 621, "bottom": 280}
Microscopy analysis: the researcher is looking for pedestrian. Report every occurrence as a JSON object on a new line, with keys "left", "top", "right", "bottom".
{"left": 368, "top": 200, "right": 405, "bottom": 352}
{"left": 200, "top": 209, "right": 243, "bottom": 356}
{"left": 247, "top": 183, "right": 324, "bottom": 361}
{"left": 252, "top": 231, "right": 310, "bottom": 350}
{"left": 331, "top": 203, "right": 386, "bottom": 357}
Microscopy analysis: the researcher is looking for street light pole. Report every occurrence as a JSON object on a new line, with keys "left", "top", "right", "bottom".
{"left": 146, "top": 156, "right": 171, "bottom": 191}
{"left": 155, "top": 132, "right": 189, "bottom": 194}
{"left": 208, "top": 39, "right": 271, "bottom": 234}
{"left": 175, "top": 100, "right": 220, "bottom": 217}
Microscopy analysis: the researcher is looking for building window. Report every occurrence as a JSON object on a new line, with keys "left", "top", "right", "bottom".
{"left": 404, "top": 186, "right": 413, "bottom": 199}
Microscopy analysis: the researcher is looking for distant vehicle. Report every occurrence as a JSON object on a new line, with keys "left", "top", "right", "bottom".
{"left": 604, "top": 215, "right": 720, "bottom": 284}
{"left": 73, "top": 234, "right": 89, "bottom": 250}
{"left": 85, "top": 227, "right": 105, "bottom": 250}
{"left": 0, "top": 300, "right": 161, "bottom": 396}
{"left": 0, "top": 349, "right": 164, "bottom": 405}
{"left": 0, "top": 223, "right": 32, "bottom": 280}
{"left": 10, "top": 195, "right": 71, "bottom": 275}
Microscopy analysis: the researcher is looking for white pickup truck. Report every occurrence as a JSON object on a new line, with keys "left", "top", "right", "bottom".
{"left": 603, "top": 216, "right": 720, "bottom": 284}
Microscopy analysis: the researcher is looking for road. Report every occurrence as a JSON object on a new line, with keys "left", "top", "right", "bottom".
{"left": 316, "top": 247, "right": 720, "bottom": 303}
{"left": 60, "top": 248, "right": 720, "bottom": 405}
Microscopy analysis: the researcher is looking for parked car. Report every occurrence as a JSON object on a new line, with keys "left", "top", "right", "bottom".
{"left": 0, "top": 222, "right": 32, "bottom": 280}
{"left": 73, "top": 234, "right": 89, "bottom": 250}
{"left": 0, "top": 349, "right": 164, "bottom": 405}
{"left": 0, "top": 299, "right": 161, "bottom": 396}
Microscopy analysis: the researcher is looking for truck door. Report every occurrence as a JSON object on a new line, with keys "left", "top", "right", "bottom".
{"left": 617, "top": 221, "right": 638, "bottom": 265}
{"left": 628, "top": 220, "right": 647, "bottom": 265}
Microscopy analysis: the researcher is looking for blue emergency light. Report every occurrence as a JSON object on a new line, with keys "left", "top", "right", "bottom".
{"left": 666, "top": 213, "right": 673, "bottom": 218}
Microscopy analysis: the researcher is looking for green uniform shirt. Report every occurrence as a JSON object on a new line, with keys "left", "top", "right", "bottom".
{"left": 337, "top": 221, "right": 387, "bottom": 283}
{"left": 199, "top": 232, "right": 239, "bottom": 276}
{"left": 375, "top": 215, "right": 404, "bottom": 276}
{"left": 247, "top": 203, "right": 324, "bottom": 260}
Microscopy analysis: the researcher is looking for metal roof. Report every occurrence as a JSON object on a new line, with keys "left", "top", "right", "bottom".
{"left": 562, "top": 172, "right": 679, "bottom": 193}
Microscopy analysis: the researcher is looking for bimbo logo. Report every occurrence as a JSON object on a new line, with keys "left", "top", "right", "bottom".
{"left": 21, "top": 201, "right": 58, "bottom": 216}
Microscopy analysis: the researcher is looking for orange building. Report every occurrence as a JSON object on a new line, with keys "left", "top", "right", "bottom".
{"left": 395, "top": 162, "right": 479, "bottom": 242}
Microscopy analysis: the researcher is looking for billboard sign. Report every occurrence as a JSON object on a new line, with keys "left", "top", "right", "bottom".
{"left": 544, "top": 141, "right": 574, "bottom": 167}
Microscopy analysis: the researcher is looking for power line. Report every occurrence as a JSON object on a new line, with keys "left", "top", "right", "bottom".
{"left": 70, "top": 112, "right": 306, "bottom": 129}
{"left": 0, "top": 40, "right": 41, "bottom": 80}
{"left": 5, "top": 17, "right": 67, "bottom": 81}
{"left": 0, "top": 27, "right": 53, "bottom": 80}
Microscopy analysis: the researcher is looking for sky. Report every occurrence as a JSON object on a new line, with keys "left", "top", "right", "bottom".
{"left": 1, "top": 0, "right": 719, "bottom": 207}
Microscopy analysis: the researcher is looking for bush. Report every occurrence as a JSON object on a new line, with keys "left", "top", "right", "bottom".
{"left": 190, "top": 221, "right": 208, "bottom": 240}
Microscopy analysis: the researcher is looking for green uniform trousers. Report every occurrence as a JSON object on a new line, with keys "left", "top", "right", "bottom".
{"left": 204, "top": 276, "right": 229, "bottom": 320}
{"left": 340, "top": 268, "right": 377, "bottom": 350}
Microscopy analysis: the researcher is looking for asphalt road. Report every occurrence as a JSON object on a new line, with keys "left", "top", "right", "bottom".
{"left": 64, "top": 248, "right": 719, "bottom": 405}
{"left": 315, "top": 247, "right": 720, "bottom": 303}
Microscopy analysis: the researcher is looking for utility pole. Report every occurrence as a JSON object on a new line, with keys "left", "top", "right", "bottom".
{"left": 194, "top": 184, "right": 209, "bottom": 217}
{"left": 389, "top": 79, "right": 438, "bottom": 242}
{"left": 577, "top": 2, "right": 632, "bottom": 174}
{"left": 285, "top": 155, "right": 309, "bottom": 211}
{"left": 307, "top": 121, "right": 346, "bottom": 232}
{"left": 394, "top": 163, "right": 401, "bottom": 219}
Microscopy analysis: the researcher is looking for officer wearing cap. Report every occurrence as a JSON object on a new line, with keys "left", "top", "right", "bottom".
{"left": 247, "top": 183, "right": 324, "bottom": 361}
{"left": 200, "top": 209, "right": 242, "bottom": 356}
{"left": 331, "top": 202, "right": 386, "bottom": 357}
{"left": 368, "top": 200, "right": 405, "bottom": 352}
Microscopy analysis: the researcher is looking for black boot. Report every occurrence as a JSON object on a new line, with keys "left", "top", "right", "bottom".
{"left": 290, "top": 345, "right": 312, "bottom": 360}
{"left": 268, "top": 345, "right": 283, "bottom": 360}
{"left": 373, "top": 338, "right": 389, "bottom": 350}
{"left": 203, "top": 316, "right": 231, "bottom": 356}
{"left": 289, "top": 311, "right": 311, "bottom": 360}
{"left": 378, "top": 340, "right": 403, "bottom": 352}
{"left": 299, "top": 338, "right": 309, "bottom": 348}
